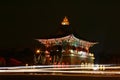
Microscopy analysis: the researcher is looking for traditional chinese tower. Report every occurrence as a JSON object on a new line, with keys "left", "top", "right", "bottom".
{"left": 34, "top": 16, "right": 97, "bottom": 65}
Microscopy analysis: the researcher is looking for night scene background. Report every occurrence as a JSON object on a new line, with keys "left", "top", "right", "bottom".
{"left": 0, "top": 0, "right": 120, "bottom": 66}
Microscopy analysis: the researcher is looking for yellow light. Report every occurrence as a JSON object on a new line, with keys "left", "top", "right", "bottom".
{"left": 91, "top": 57, "right": 95, "bottom": 60}
{"left": 36, "top": 49, "right": 40, "bottom": 54}
{"left": 61, "top": 16, "right": 69, "bottom": 25}
{"left": 91, "top": 54, "right": 94, "bottom": 57}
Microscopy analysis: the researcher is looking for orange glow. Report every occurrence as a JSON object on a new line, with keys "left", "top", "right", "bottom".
{"left": 61, "top": 16, "right": 69, "bottom": 25}
{"left": 36, "top": 49, "right": 40, "bottom": 54}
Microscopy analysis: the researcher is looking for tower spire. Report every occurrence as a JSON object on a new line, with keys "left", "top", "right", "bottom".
{"left": 61, "top": 16, "right": 69, "bottom": 26}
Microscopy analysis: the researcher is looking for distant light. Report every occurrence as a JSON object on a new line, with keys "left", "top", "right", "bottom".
{"left": 45, "top": 50, "right": 49, "bottom": 54}
{"left": 61, "top": 16, "right": 70, "bottom": 25}
{"left": 36, "top": 50, "right": 40, "bottom": 54}
{"left": 70, "top": 49, "right": 74, "bottom": 53}
{"left": 93, "top": 64, "right": 99, "bottom": 70}
{"left": 78, "top": 51, "right": 87, "bottom": 58}
{"left": 89, "top": 53, "right": 94, "bottom": 57}
{"left": 25, "top": 64, "right": 28, "bottom": 66}
{"left": 70, "top": 54, "right": 74, "bottom": 56}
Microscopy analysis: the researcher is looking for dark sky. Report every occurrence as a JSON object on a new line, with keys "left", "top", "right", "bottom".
{"left": 0, "top": 0, "right": 120, "bottom": 55}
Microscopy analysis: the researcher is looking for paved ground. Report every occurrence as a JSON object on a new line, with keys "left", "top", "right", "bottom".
{"left": 0, "top": 73, "right": 120, "bottom": 80}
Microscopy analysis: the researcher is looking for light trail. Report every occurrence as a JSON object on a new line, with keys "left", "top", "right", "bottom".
{"left": 0, "top": 69, "right": 120, "bottom": 75}
{"left": 0, "top": 64, "right": 114, "bottom": 70}
{"left": 0, "top": 64, "right": 120, "bottom": 75}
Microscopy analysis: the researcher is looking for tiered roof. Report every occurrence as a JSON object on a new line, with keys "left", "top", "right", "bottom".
{"left": 36, "top": 34, "right": 97, "bottom": 48}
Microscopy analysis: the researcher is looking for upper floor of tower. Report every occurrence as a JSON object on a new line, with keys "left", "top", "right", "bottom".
{"left": 61, "top": 16, "right": 70, "bottom": 26}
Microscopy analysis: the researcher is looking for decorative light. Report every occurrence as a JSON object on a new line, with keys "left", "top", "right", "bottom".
{"left": 81, "top": 63, "right": 85, "bottom": 67}
{"left": 93, "top": 64, "right": 99, "bottom": 70}
{"left": 91, "top": 54, "right": 94, "bottom": 57}
{"left": 70, "top": 53, "right": 74, "bottom": 56}
{"left": 37, "top": 34, "right": 97, "bottom": 48}
{"left": 36, "top": 49, "right": 40, "bottom": 54}
{"left": 78, "top": 51, "right": 87, "bottom": 58}
{"left": 56, "top": 50, "right": 59, "bottom": 52}
{"left": 69, "top": 49, "right": 74, "bottom": 53}
{"left": 61, "top": 16, "right": 69, "bottom": 25}
{"left": 45, "top": 50, "right": 49, "bottom": 54}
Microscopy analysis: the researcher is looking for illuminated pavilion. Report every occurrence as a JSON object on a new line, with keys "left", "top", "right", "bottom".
{"left": 34, "top": 17, "right": 97, "bottom": 65}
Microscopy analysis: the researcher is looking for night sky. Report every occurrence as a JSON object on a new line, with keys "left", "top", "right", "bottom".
{"left": 0, "top": 0, "right": 120, "bottom": 57}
